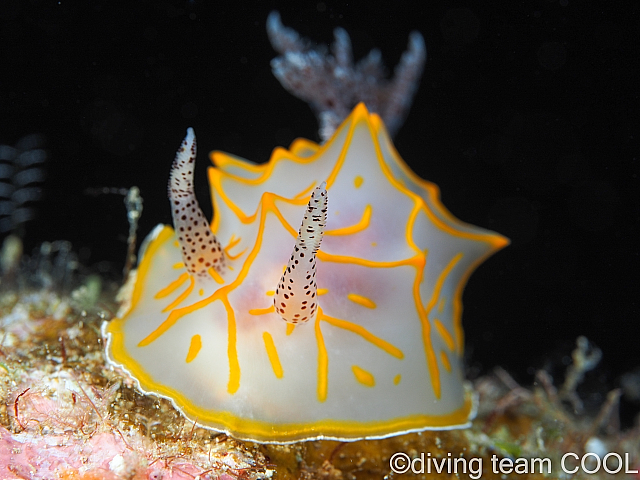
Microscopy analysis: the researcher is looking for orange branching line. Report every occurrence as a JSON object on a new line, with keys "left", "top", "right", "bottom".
{"left": 434, "top": 319, "right": 455, "bottom": 351}
{"left": 324, "top": 116, "right": 356, "bottom": 190}
{"left": 249, "top": 305, "right": 275, "bottom": 315}
{"left": 317, "top": 250, "right": 420, "bottom": 268}
{"left": 262, "top": 332, "right": 283, "bottom": 379}
{"left": 208, "top": 267, "right": 225, "bottom": 284}
{"left": 410, "top": 254, "right": 442, "bottom": 399}
{"left": 424, "top": 253, "right": 463, "bottom": 317}
{"left": 162, "top": 276, "right": 195, "bottom": 313}
{"left": 226, "top": 247, "right": 247, "bottom": 261}
{"left": 325, "top": 204, "right": 372, "bottom": 236}
{"left": 315, "top": 311, "right": 328, "bottom": 402}
{"left": 221, "top": 296, "right": 240, "bottom": 394}
{"left": 224, "top": 235, "right": 247, "bottom": 260}
{"left": 155, "top": 272, "right": 189, "bottom": 299}
{"left": 138, "top": 290, "right": 221, "bottom": 347}
{"left": 319, "top": 312, "right": 403, "bottom": 359}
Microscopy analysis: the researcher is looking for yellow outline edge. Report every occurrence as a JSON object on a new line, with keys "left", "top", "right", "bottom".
{"left": 104, "top": 316, "right": 474, "bottom": 443}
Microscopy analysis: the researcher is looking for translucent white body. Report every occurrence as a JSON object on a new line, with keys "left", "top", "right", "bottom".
{"left": 104, "top": 104, "right": 508, "bottom": 443}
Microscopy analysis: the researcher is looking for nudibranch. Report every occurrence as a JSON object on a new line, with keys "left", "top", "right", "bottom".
{"left": 104, "top": 103, "right": 508, "bottom": 443}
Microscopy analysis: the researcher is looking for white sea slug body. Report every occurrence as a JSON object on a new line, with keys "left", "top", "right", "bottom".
{"left": 104, "top": 104, "right": 508, "bottom": 443}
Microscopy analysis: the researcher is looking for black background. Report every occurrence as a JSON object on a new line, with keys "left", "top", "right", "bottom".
{"left": 1, "top": 1, "right": 638, "bottom": 416}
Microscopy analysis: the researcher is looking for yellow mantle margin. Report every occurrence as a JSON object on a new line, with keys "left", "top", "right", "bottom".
{"left": 109, "top": 311, "right": 474, "bottom": 443}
